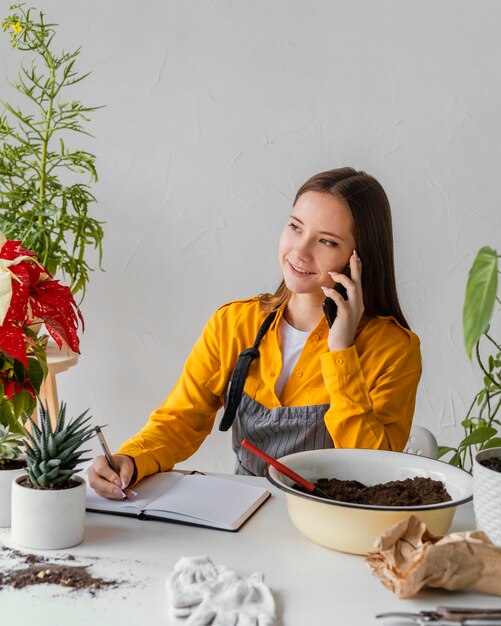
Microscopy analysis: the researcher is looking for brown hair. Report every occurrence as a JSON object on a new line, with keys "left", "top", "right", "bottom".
{"left": 259, "top": 167, "right": 410, "bottom": 329}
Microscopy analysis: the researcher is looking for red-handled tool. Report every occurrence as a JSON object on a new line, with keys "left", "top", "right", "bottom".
{"left": 241, "top": 439, "right": 331, "bottom": 500}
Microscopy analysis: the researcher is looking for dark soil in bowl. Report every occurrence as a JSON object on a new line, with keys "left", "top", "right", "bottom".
{"left": 295, "top": 476, "right": 452, "bottom": 506}
{"left": 479, "top": 457, "right": 501, "bottom": 474}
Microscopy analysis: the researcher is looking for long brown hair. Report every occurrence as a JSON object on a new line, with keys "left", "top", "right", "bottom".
{"left": 259, "top": 167, "right": 410, "bottom": 329}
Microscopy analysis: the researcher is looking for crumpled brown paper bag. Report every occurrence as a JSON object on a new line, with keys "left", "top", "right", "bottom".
{"left": 366, "top": 515, "right": 501, "bottom": 598}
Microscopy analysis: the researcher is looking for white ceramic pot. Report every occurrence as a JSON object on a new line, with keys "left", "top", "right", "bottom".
{"left": 0, "top": 465, "right": 27, "bottom": 527}
{"left": 11, "top": 475, "right": 86, "bottom": 549}
{"left": 473, "top": 447, "right": 501, "bottom": 545}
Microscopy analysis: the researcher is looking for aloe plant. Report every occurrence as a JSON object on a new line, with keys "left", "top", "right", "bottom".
{"left": 439, "top": 247, "right": 501, "bottom": 469}
{"left": 24, "top": 403, "right": 94, "bottom": 488}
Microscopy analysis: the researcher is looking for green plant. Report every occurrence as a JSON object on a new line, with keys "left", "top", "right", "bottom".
{"left": 24, "top": 403, "right": 94, "bottom": 489}
{"left": 0, "top": 3, "right": 104, "bottom": 298}
{"left": 0, "top": 423, "right": 25, "bottom": 466}
{"left": 439, "top": 246, "right": 501, "bottom": 470}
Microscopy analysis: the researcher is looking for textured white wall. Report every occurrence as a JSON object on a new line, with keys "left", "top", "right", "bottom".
{"left": 1, "top": 0, "right": 500, "bottom": 471}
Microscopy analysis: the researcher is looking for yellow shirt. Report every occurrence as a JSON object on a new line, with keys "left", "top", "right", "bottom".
{"left": 118, "top": 298, "right": 422, "bottom": 483}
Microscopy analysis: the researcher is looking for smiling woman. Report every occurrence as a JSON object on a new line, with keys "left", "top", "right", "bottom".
{"left": 88, "top": 167, "right": 422, "bottom": 498}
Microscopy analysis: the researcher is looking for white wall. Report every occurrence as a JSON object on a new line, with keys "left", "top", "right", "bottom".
{"left": 1, "top": 0, "right": 500, "bottom": 471}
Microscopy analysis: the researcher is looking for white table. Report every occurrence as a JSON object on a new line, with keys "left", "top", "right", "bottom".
{"left": 0, "top": 474, "right": 499, "bottom": 626}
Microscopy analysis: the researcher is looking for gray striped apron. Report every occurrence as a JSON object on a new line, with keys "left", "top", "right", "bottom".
{"left": 218, "top": 311, "right": 334, "bottom": 477}
{"left": 231, "top": 393, "right": 332, "bottom": 476}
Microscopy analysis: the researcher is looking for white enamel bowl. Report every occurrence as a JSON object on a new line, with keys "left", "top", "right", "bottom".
{"left": 266, "top": 448, "right": 473, "bottom": 555}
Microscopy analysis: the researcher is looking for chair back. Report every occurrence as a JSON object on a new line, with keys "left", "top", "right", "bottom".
{"left": 404, "top": 425, "right": 439, "bottom": 459}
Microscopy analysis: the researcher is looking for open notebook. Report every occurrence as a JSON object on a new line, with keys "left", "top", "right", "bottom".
{"left": 85, "top": 471, "right": 270, "bottom": 532}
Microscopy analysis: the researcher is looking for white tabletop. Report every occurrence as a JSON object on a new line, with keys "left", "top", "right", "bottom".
{"left": 0, "top": 474, "right": 499, "bottom": 626}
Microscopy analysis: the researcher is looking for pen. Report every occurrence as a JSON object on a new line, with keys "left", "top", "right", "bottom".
{"left": 94, "top": 425, "right": 128, "bottom": 501}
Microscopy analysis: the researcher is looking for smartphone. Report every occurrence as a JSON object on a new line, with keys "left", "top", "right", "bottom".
{"left": 322, "top": 266, "right": 351, "bottom": 327}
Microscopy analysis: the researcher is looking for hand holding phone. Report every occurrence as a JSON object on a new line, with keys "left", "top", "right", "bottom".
{"left": 322, "top": 266, "right": 351, "bottom": 327}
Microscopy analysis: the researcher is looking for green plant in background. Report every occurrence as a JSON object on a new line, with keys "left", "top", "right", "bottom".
{"left": 439, "top": 246, "right": 501, "bottom": 470}
{"left": 0, "top": 3, "right": 104, "bottom": 298}
{"left": 24, "top": 403, "right": 94, "bottom": 488}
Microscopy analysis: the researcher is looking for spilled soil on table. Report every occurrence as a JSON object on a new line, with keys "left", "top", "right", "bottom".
{"left": 0, "top": 546, "right": 121, "bottom": 595}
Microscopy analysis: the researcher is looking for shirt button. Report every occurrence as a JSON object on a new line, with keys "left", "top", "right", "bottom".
{"left": 270, "top": 371, "right": 276, "bottom": 377}
{"left": 296, "top": 370, "right": 303, "bottom": 377}
{"left": 312, "top": 334, "right": 320, "bottom": 341}
{"left": 335, "top": 358, "right": 344, "bottom": 364}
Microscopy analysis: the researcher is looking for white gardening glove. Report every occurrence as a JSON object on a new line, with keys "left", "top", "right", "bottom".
{"left": 166, "top": 555, "right": 230, "bottom": 618}
{"left": 186, "top": 570, "right": 276, "bottom": 626}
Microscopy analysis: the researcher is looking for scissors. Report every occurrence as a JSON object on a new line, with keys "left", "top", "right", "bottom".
{"left": 376, "top": 606, "right": 501, "bottom": 625}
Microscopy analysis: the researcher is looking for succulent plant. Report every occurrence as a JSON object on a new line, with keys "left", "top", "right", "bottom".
{"left": 24, "top": 403, "right": 94, "bottom": 489}
{"left": 0, "top": 423, "right": 23, "bottom": 466}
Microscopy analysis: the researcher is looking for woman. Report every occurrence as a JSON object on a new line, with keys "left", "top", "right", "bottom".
{"left": 89, "top": 167, "right": 421, "bottom": 499}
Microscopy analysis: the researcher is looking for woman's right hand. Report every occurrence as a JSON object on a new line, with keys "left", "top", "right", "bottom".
{"left": 88, "top": 454, "right": 136, "bottom": 500}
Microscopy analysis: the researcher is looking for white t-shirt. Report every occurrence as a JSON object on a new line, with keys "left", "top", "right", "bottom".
{"left": 274, "top": 317, "right": 309, "bottom": 399}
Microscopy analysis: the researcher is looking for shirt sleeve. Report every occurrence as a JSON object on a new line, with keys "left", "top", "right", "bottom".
{"left": 321, "top": 335, "right": 422, "bottom": 451}
{"left": 117, "top": 309, "right": 226, "bottom": 484}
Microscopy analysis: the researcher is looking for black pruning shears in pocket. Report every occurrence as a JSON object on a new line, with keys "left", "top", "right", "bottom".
{"left": 322, "top": 266, "right": 350, "bottom": 327}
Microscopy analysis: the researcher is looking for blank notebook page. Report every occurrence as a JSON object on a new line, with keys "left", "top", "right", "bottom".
{"left": 146, "top": 474, "right": 265, "bottom": 524}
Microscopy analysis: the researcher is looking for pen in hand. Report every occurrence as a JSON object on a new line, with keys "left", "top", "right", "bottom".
{"left": 94, "top": 425, "right": 128, "bottom": 501}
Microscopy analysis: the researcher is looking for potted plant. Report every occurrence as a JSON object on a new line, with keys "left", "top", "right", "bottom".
{"left": 11, "top": 402, "right": 95, "bottom": 550}
{"left": 0, "top": 4, "right": 104, "bottom": 299}
{"left": 438, "top": 246, "right": 500, "bottom": 542}
{"left": 0, "top": 232, "right": 82, "bottom": 526}
{"left": 438, "top": 246, "right": 500, "bottom": 469}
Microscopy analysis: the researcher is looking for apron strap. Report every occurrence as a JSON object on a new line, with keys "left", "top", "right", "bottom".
{"left": 219, "top": 310, "right": 277, "bottom": 432}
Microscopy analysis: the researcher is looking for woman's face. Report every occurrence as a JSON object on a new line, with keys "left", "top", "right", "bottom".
{"left": 278, "top": 191, "right": 356, "bottom": 295}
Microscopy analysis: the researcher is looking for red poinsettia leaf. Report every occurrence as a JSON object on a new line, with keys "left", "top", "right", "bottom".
{"left": 29, "top": 280, "right": 82, "bottom": 354}
{"left": 19, "top": 255, "right": 48, "bottom": 285}
{"left": 0, "top": 240, "right": 37, "bottom": 261}
{"left": 0, "top": 375, "right": 33, "bottom": 400}
{"left": 0, "top": 324, "right": 28, "bottom": 366}
{"left": 3, "top": 264, "right": 29, "bottom": 324}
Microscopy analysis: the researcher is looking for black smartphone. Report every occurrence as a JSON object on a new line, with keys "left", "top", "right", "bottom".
{"left": 322, "top": 266, "right": 351, "bottom": 327}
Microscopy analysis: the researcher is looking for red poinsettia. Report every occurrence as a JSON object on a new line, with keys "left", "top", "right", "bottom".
{"left": 0, "top": 238, "right": 83, "bottom": 367}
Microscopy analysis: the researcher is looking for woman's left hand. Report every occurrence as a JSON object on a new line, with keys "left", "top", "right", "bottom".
{"left": 321, "top": 250, "right": 364, "bottom": 351}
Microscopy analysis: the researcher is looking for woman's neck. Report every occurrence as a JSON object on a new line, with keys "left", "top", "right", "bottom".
{"left": 284, "top": 293, "right": 324, "bottom": 332}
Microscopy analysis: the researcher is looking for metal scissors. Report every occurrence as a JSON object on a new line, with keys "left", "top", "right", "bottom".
{"left": 376, "top": 606, "right": 501, "bottom": 625}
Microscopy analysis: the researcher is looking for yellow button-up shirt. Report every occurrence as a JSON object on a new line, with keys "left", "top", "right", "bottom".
{"left": 118, "top": 298, "right": 422, "bottom": 483}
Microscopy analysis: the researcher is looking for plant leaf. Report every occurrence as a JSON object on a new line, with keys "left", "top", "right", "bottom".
{"left": 463, "top": 247, "right": 498, "bottom": 359}
{"left": 459, "top": 426, "right": 498, "bottom": 448}
{"left": 449, "top": 451, "right": 463, "bottom": 467}
{"left": 481, "top": 437, "right": 501, "bottom": 450}
{"left": 437, "top": 446, "right": 457, "bottom": 459}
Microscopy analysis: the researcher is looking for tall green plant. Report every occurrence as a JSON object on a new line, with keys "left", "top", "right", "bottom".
{"left": 0, "top": 4, "right": 104, "bottom": 298}
{"left": 439, "top": 246, "right": 501, "bottom": 470}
